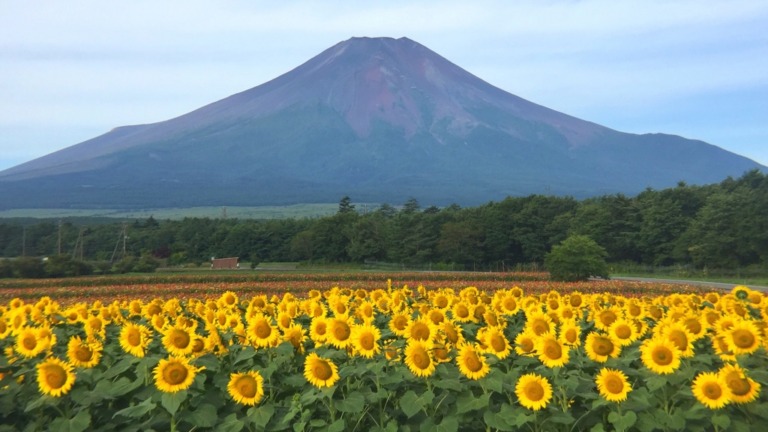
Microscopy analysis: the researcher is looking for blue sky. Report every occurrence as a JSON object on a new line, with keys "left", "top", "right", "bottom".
{"left": 1, "top": 0, "right": 767, "bottom": 171}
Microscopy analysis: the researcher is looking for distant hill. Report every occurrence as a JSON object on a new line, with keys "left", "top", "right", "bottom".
{"left": 0, "top": 36, "right": 764, "bottom": 209}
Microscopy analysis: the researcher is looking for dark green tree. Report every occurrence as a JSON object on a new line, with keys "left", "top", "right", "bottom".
{"left": 545, "top": 235, "right": 609, "bottom": 281}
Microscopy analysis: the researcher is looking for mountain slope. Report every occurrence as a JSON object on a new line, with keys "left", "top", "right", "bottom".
{"left": 0, "top": 37, "right": 764, "bottom": 209}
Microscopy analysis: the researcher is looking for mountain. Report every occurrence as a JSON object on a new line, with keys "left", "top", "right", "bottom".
{"left": 0, "top": 36, "right": 764, "bottom": 209}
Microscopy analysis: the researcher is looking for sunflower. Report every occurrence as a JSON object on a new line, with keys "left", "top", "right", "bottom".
{"left": 431, "top": 292, "right": 451, "bottom": 310}
{"left": 439, "top": 320, "right": 465, "bottom": 346}
{"left": 304, "top": 352, "right": 340, "bottom": 388}
{"left": 388, "top": 312, "right": 411, "bottom": 337}
{"left": 404, "top": 340, "right": 436, "bottom": 377}
{"left": 719, "top": 364, "right": 761, "bottom": 404}
{"left": 162, "top": 324, "right": 195, "bottom": 357}
{"left": 456, "top": 343, "right": 490, "bottom": 380}
{"left": 640, "top": 337, "right": 681, "bottom": 375}
{"left": 228, "top": 371, "right": 265, "bottom": 406}
{"left": 659, "top": 322, "right": 695, "bottom": 358}
{"left": 309, "top": 317, "right": 329, "bottom": 345}
{"left": 607, "top": 318, "right": 638, "bottom": 347}
{"left": 0, "top": 316, "right": 10, "bottom": 339}
{"left": 497, "top": 293, "right": 520, "bottom": 316}
{"left": 326, "top": 316, "right": 353, "bottom": 349}
{"left": 536, "top": 333, "right": 570, "bottom": 368}
{"left": 584, "top": 332, "right": 621, "bottom": 363}
{"left": 723, "top": 319, "right": 762, "bottom": 355}
{"left": 67, "top": 336, "right": 102, "bottom": 368}
{"left": 283, "top": 323, "right": 307, "bottom": 353}
{"left": 515, "top": 373, "right": 553, "bottom": 411}
{"left": 480, "top": 326, "right": 511, "bottom": 360}
{"left": 350, "top": 324, "right": 381, "bottom": 359}
{"left": 119, "top": 323, "right": 152, "bottom": 358}
{"left": 217, "top": 291, "right": 240, "bottom": 310}
{"left": 692, "top": 372, "right": 731, "bottom": 409}
{"left": 15, "top": 327, "right": 45, "bottom": 358}
{"left": 247, "top": 313, "right": 280, "bottom": 348}
{"left": 514, "top": 329, "right": 538, "bottom": 356}
{"left": 406, "top": 317, "right": 437, "bottom": 342}
{"left": 595, "top": 368, "right": 631, "bottom": 402}
{"left": 524, "top": 311, "right": 553, "bottom": 336}
{"left": 593, "top": 307, "right": 620, "bottom": 331}
{"left": 276, "top": 312, "right": 294, "bottom": 330}
{"left": 710, "top": 334, "right": 737, "bottom": 362}
{"left": 153, "top": 356, "right": 200, "bottom": 393}
{"left": 558, "top": 321, "right": 582, "bottom": 347}
{"left": 36, "top": 357, "right": 76, "bottom": 397}
{"left": 452, "top": 301, "right": 474, "bottom": 323}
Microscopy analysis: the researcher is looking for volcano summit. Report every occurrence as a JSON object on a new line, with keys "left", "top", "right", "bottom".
{"left": 0, "top": 37, "right": 764, "bottom": 209}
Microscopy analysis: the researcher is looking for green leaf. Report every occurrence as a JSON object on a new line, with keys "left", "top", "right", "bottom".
{"left": 215, "top": 413, "right": 245, "bottom": 432}
{"left": 711, "top": 414, "right": 731, "bottom": 430}
{"left": 608, "top": 410, "right": 637, "bottom": 432}
{"left": 106, "top": 376, "right": 142, "bottom": 398}
{"left": 644, "top": 375, "right": 667, "bottom": 391}
{"left": 455, "top": 391, "right": 490, "bottom": 414}
{"left": 509, "top": 411, "right": 535, "bottom": 428}
{"left": 334, "top": 391, "right": 365, "bottom": 413}
{"left": 549, "top": 410, "right": 576, "bottom": 425}
{"left": 590, "top": 424, "right": 606, "bottom": 432}
{"left": 233, "top": 347, "right": 257, "bottom": 367}
{"left": 113, "top": 398, "right": 155, "bottom": 419}
{"left": 161, "top": 391, "right": 187, "bottom": 416}
{"left": 248, "top": 403, "right": 275, "bottom": 429}
{"left": 432, "top": 376, "right": 463, "bottom": 391}
{"left": 483, "top": 369, "right": 504, "bottom": 393}
{"left": 399, "top": 390, "right": 434, "bottom": 419}
{"left": 422, "top": 415, "right": 459, "bottom": 432}
{"left": 483, "top": 410, "right": 514, "bottom": 431}
{"left": 102, "top": 357, "right": 138, "bottom": 380}
{"left": 189, "top": 403, "right": 218, "bottom": 428}
{"left": 65, "top": 410, "right": 91, "bottom": 432}
{"left": 327, "top": 419, "right": 345, "bottom": 432}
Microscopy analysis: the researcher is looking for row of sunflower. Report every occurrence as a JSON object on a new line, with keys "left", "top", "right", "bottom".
{"left": 1, "top": 283, "right": 767, "bottom": 431}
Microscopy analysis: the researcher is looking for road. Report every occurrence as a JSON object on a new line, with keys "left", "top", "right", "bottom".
{"left": 609, "top": 276, "right": 768, "bottom": 292}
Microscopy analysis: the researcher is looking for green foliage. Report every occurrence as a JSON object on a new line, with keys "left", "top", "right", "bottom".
{"left": 1, "top": 170, "right": 767, "bottom": 275}
{"left": 545, "top": 235, "right": 609, "bottom": 281}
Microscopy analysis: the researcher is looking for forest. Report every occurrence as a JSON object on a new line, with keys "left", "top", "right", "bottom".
{"left": 1, "top": 170, "right": 766, "bottom": 277}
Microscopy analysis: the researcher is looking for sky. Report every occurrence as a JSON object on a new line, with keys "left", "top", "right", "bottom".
{"left": 1, "top": 0, "right": 767, "bottom": 172}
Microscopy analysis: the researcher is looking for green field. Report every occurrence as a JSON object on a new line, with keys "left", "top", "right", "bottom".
{"left": 0, "top": 204, "right": 347, "bottom": 220}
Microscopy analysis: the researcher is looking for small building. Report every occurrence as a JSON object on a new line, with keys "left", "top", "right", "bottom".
{"left": 211, "top": 257, "right": 239, "bottom": 270}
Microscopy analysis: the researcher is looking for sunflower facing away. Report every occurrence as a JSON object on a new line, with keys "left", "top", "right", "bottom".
{"left": 692, "top": 372, "right": 731, "bottom": 409}
{"left": 456, "top": 343, "right": 490, "bottom": 380}
{"left": 303, "top": 352, "right": 340, "bottom": 388}
{"left": 404, "top": 340, "right": 436, "bottom": 378}
{"left": 228, "top": 371, "right": 265, "bottom": 406}
{"left": 595, "top": 368, "right": 631, "bottom": 402}
{"left": 515, "top": 373, "right": 553, "bottom": 411}
{"left": 36, "top": 357, "right": 76, "bottom": 397}
{"left": 153, "top": 356, "right": 200, "bottom": 393}
{"left": 640, "top": 337, "right": 681, "bottom": 375}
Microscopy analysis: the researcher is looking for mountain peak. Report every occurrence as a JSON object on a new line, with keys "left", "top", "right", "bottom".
{"left": 0, "top": 37, "right": 764, "bottom": 210}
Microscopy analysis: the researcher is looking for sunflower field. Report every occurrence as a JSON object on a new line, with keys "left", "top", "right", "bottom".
{"left": 1, "top": 281, "right": 767, "bottom": 431}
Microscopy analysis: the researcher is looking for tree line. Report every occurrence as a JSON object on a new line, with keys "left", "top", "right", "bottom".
{"left": 1, "top": 170, "right": 766, "bottom": 276}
